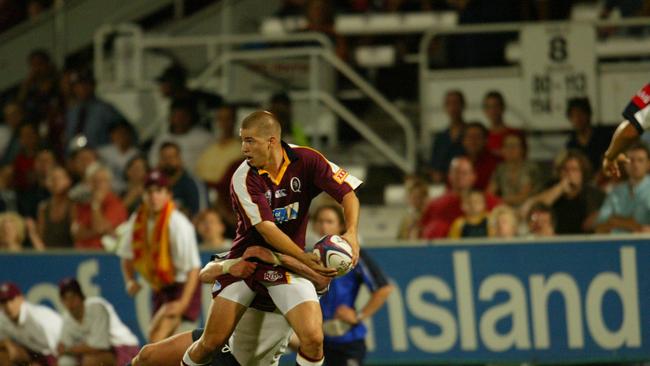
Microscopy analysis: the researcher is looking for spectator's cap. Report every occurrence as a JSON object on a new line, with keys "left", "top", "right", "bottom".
{"left": 0, "top": 282, "right": 21, "bottom": 302}
{"left": 70, "top": 69, "right": 95, "bottom": 84}
{"left": 156, "top": 65, "right": 187, "bottom": 85}
{"left": 145, "top": 170, "right": 169, "bottom": 188}
{"left": 58, "top": 278, "right": 84, "bottom": 298}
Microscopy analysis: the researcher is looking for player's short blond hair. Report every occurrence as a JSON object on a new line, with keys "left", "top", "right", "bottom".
{"left": 241, "top": 111, "right": 281, "bottom": 138}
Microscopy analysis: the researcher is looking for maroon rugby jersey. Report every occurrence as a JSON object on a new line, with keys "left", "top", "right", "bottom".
{"left": 228, "top": 141, "right": 362, "bottom": 258}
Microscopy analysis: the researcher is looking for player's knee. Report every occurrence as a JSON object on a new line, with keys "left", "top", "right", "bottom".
{"left": 298, "top": 327, "right": 324, "bottom": 349}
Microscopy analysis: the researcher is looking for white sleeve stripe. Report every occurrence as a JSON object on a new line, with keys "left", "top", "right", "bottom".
{"left": 232, "top": 163, "right": 263, "bottom": 225}
{"left": 327, "top": 160, "right": 363, "bottom": 190}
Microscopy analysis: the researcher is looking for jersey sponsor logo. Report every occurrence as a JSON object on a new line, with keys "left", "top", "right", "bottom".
{"left": 264, "top": 190, "right": 272, "bottom": 204}
{"left": 633, "top": 84, "right": 650, "bottom": 108}
{"left": 263, "top": 270, "right": 283, "bottom": 282}
{"left": 333, "top": 168, "right": 349, "bottom": 184}
{"left": 290, "top": 177, "right": 301, "bottom": 192}
{"left": 272, "top": 202, "right": 299, "bottom": 224}
{"left": 275, "top": 189, "right": 287, "bottom": 198}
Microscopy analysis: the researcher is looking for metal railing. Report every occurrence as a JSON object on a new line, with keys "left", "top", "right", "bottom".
{"left": 95, "top": 24, "right": 417, "bottom": 173}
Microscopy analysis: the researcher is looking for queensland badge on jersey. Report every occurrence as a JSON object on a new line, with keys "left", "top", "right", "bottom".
{"left": 333, "top": 168, "right": 349, "bottom": 184}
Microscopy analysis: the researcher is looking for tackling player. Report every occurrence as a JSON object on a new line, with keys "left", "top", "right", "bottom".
{"left": 603, "top": 83, "right": 650, "bottom": 177}
{"left": 183, "top": 111, "right": 362, "bottom": 366}
{"left": 130, "top": 246, "right": 330, "bottom": 366}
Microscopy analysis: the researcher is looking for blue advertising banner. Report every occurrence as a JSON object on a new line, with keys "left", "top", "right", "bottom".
{"left": 0, "top": 238, "right": 648, "bottom": 364}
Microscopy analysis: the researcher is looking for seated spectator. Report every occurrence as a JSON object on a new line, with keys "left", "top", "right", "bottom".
{"left": 17, "top": 147, "right": 54, "bottom": 219}
{"left": 32, "top": 166, "right": 74, "bottom": 248}
{"left": 12, "top": 123, "right": 42, "bottom": 192}
{"left": 0, "top": 101, "right": 25, "bottom": 165}
{"left": 17, "top": 49, "right": 59, "bottom": 124}
{"left": 482, "top": 90, "right": 524, "bottom": 154}
{"left": 420, "top": 156, "right": 500, "bottom": 239}
{"left": 27, "top": 0, "right": 48, "bottom": 20}
{"left": 596, "top": 142, "right": 650, "bottom": 233}
{"left": 148, "top": 100, "right": 212, "bottom": 175}
{"left": 65, "top": 70, "right": 126, "bottom": 151}
{"left": 397, "top": 177, "right": 430, "bottom": 240}
{"left": 303, "top": 0, "right": 348, "bottom": 59}
{"left": 195, "top": 209, "right": 232, "bottom": 251}
{"left": 0, "top": 166, "right": 17, "bottom": 212}
{"left": 68, "top": 146, "right": 97, "bottom": 184}
{"left": 526, "top": 203, "right": 556, "bottom": 237}
{"left": 269, "top": 93, "right": 308, "bottom": 146}
{"left": 71, "top": 165, "right": 128, "bottom": 250}
{"left": 57, "top": 278, "right": 139, "bottom": 366}
{"left": 156, "top": 64, "right": 222, "bottom": 129}
{"left": 487, "top": 133, "right": 541, "bottom": 207}
{"left": 97, "top": 120, "right": 139, "bottom": 193}
{"left": 460, "top": 122, "right": 501, "bottom": 190}
{"left": 448, "top": 190, "right": 489, "bottom": 239}
{"left": 429, "top": 90, "right": 466, "bottom": 183}
{"left": 122, "top": 155, "right": 149, "bottom": 215}
{"left": 523, "top": 150, "right": 605, "bottom": 235}
{"left": 489, "top": 205, "right": 519, "bottom": 238}
{"left": 565, "top": 97, "right": 613, "bottom": 172}
{"left": 195, "top": 104, "right": 242, "bottom": 184}
{"left": 158, "top": 142, "right": 207, "bottom": 217}
{"left": 0, "top": 212, "right": 26, "bottom": 251}
{"left": 0, "top": 282, "right": 62, "bottom": 365}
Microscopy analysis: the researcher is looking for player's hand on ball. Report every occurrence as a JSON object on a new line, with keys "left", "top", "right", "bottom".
{"left": 341, "top": 232, "right": 360, "bottom": 267}
{"left": 603, "top": 153, "right": 629, "bottom": 178}
{"left": 125, "top": 280, "right": 141, "bottom": 296}
{"left": 335, "top": 305, "right": 359, "bottom": 325}
{"left": 230, "top": 260, "right": 257, "bottom": 278}
{"left": 300, "top": 252, "right": 337, "bottom": 277}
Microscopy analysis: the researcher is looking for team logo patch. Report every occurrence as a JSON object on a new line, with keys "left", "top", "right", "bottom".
{"left": 264, "top": 190, "right": 272, "bottom": 204}
{"left": 333, "top": 168, "right": 349, "bottom": 184}
{"left": 263, "top": 270, "right": 283, "bottom": 282}
{"left": 290, "top": 177, "right": 301, "bottom": 192}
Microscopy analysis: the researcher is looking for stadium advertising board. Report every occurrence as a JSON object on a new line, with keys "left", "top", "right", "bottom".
{"left": 0, "top": 238, "right": 647, "bottom": 364}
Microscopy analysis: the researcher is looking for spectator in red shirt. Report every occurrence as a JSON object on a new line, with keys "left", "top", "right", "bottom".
{"left": 71, "top": 165, "right": 127, "bottom": 250}
{"left": 460, "top": 122, "right": 501, "bottom": 190}
{"left": 420, "top": 156, "right": 500, "bottom": 239}
{"left": 483, "top": 90, "right": 524, "bottom": 155}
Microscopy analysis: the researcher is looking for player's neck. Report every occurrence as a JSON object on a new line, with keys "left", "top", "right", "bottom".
{"left": 263, "top": 146, "right": 285, "bottom": 177}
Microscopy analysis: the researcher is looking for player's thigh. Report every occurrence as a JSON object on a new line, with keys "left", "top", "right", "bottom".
{"left": 134, "top": 331, "right": 194, "bottom": 366}
{"left": 2, "top": 339, "right": 31, "bottom": 362}
{"left": 80, "top": 350, "right": 115, "bottom": 366}
{"left": 148, "top": 314, "right": 182, "bottom": 342}
{"left": 266, "top": 274, "right": 319, "bottom": 316}
{"left": 201, "top": 282, "right": 255, "bottom": 346}
{"left": 283, "top": 301, "right": 323, "bottom": 343}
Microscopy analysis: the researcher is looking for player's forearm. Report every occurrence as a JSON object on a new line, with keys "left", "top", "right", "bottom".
{"left": 358, "top": 285, "right": 394, "bottom": 321}
{"left": 255, "top": 221, "right": 305, "bottom": 259}
{"left": 341, "top": 192, "right": 360, "bottom": 234}
{"left": 179, "top": 269, "right": 200, "bottom": 307}
{"left": 199, "top": 261, "right": 225, "bottom": 283}
{"left": 604, "top": 120, "right": 640, "bottom": 160}
{"left": 278, "top": 253, "right": 329, "bottom": 291}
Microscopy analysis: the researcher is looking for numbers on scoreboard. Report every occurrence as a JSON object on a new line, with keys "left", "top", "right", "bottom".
{"left": 531, "top": 74, "right": 551, "bottom": 113}
{"left": 565, "top": 72, "right": 586, "bottom": 96}
{"left": 549, "top": 36, "right": 568, "bottom": 62}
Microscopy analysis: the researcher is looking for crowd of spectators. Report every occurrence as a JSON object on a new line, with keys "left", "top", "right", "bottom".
{"left": 398, "top": 87, "right": 650, "bottom": 241}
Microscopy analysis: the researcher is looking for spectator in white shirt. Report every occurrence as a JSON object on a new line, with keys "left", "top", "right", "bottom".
{"left": 148, "top": 100, "right": 212, "bottom": 176}
{"left": 0, "top": 282, "right": 62, "bottom": 366}
{"left": 57, "top": 278, "right": 140, "bottom": 366}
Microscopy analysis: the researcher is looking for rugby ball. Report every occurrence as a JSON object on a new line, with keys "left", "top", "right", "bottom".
{"left": 313, "top": 235, "right": 354, "bottom": 277}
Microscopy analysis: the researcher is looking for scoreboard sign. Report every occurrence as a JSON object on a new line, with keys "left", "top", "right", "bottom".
{"left": 520, "top": 24, "right": 598, "bottom": 129}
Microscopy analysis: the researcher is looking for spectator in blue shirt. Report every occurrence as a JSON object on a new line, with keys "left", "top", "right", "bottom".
{"left": 64, "top": 70, "right": 127, "bottom": 152}
{"left": 313, "top": 204, "right": 393, "bottom": 366}
{"left": 429, "top": 90, "right": 466, "bottom": 183}
{"left": 157, "top": 141, "right": 207, "bottom": 218}
{"left": 596, "top": 142, "right": 650, "bottom": 233}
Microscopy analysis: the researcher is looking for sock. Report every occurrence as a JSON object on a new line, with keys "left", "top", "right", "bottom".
{"left": 296, "top": 351, "right": 324, "bottom": 366}
{"left": 181, "top": 349, "right": 211, "bottom": 366}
